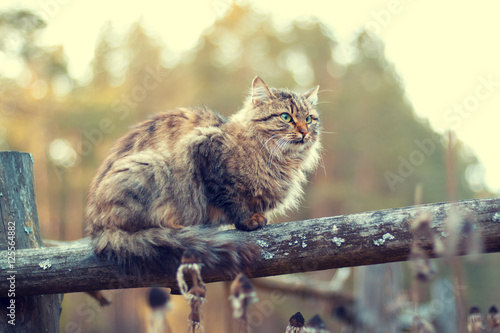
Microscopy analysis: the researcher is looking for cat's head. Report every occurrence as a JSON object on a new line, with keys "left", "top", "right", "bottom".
{"left": 235, "top": 77, "right": 321, "bottom": 155}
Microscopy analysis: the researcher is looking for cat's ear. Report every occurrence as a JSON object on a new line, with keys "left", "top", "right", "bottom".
{"left": 304, "top": 85, "right": 320, "bottom": 105}
{"left": 252, "top": 76, "right": 273, "bottom": 105}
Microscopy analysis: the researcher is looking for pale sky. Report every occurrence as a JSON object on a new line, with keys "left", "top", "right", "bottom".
{"left": 2, "top": 0, "right": 500, "bottom": 193}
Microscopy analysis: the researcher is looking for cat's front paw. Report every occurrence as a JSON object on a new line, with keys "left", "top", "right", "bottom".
{"left": 236, "top": 212, "right": 267, "bottom": 231}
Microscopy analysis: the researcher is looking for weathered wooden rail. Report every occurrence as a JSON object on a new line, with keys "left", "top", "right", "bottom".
{"left": 1, "top": 155, "right": 500, "bottom": 297}
{"left": 1, "top": 151, "right": 500, "bottom": 331}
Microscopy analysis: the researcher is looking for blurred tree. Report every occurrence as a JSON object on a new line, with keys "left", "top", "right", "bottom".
{"left": 120, "top": 21, "right": 169, "bottom": 120}
{"left": 0, "top": 3, "right": 492, "bottom": 333}
{"left": 0, "top": 10, "right": 46, "bottom": 59}
{"left": 328, "top": 31, "right": 474, "bottom": 215}
{"left": 90, "top": 21, "right": 115, "bottom": 91}
{"left": 0, "top": 9, "right": 78, "bottom": 240}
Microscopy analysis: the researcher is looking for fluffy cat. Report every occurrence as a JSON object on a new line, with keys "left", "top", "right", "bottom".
{"left": 86, "top": 77, "right": 321, "bottom": 275}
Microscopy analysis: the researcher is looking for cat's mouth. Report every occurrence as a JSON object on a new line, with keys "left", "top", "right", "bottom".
{"left": 292, "top": 137, "right": 310, "bottom": 145}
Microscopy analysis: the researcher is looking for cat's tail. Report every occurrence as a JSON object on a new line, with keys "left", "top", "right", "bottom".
{"left": 91, "top": 226, "right": 260, "bottom": 276}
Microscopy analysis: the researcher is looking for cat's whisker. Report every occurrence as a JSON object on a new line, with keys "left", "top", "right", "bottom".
{"left": 267, "top": 140, "right": 280, "bottom": 167}
{"left": 318, "top": 89, "right": 335, "bottom": 93}
{"left": 273, "top": 143, "right": 284, "bottom": 159}
{"left": 260, "top": 135, "right": 281, "bottom": 152}
{"left": 318, "top": 155, "right": 327, "bottom": 178}
{"left": 277, "top": 138, "right": 292, "bottom": 156}
{"left": 319, "top": 131, "right": 336, "bottom": 135}
{"left": 261, "top": 135, "right": 285, "bottom": 169}
{"left": 269, "top": 138, "right": 286, "bottom": 161}
{"left": 278, "top": 137, "right": 289, "bottom": 147}
{"left": 280, "top": 138, "right": 293, "bottom": 152}
{"left": 268, "top": 138, "right": 293, "bottom": 178}
{"left": 268, "top": 137, "right": 290, "bottom": 169}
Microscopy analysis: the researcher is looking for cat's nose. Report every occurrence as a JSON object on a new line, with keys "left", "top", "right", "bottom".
{"left": 297, "top": 125, "right": 308, "bottom": 138}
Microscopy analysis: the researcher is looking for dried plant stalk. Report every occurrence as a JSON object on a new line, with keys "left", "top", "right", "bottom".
{"left": 177, "top": 250, "right": 207, "bottom": 332}
{"left": 229, "top": 274, "right": 258, "bottom": 333}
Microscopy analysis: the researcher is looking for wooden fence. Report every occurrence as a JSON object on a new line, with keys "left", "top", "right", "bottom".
{"left": 1, "top": 151, "right": 499, "bottom": 332}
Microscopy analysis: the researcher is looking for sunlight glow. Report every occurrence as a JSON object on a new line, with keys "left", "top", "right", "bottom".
{"left": 2, "top": 0, "right": 500, "bottom": 192}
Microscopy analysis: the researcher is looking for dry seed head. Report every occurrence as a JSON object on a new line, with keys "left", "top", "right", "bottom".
{"left": 188, "top": 295, "right": 205, "bottom": 325}
{"left": 413, "top": 315, "right": 436, "bottom": 333}
{"left": 463, "top": 216, "right": 484, "bottom": 261}
{"left": 303, "top": 314, "right": 329, "bottom": 333}
{"left": 147, "top": 287, "right": 172, "bottom": 333}
{"left": 186, "top": 285, "right": 206, "bottom": 330}
{"left": 411, "top": 212, "right": 433, "bottom": 249}
{"left": 469, "top": 306, "right": 481, "bottom": 314}
{"left": 411, "top": 212, "right": 432, "bottom": 233}
{"left": 177, "top": 249, "right": 205, "bottom": 296}
{"left": 488, "top": 305, "right": 500, "bottom": 328}
{"left": 148, "top": 287, "right": 170, "bottom": 311}
{"left": 332, "top": 304, "right": 356, "bottom": 326}
{"left": 187, "top": 284, "right": 207, "bottom": 299}
{"left": 410, "top": 212, "right": 442, "bottom": 255}
{"left": 286, "top": 312, "right": 305, "bottom": 332}
{"left": 289, "top": 312, "right": 305, "bottom": 327}
{"left": 433, "top": 237, "right": 446, "bottom": 257}
{"left": 444, "top": 210, "right": 461, "bottom": 257}
{"left": 409, "top": 244, "right": 436, "bottom": 282}
{"left": 467, "top": 306, "right": 484, "bottom": 333}
{"left": 229, "top": 273, "right": 258, "bottom": 319}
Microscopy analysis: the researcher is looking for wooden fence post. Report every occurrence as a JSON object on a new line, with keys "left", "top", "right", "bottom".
{"left": 0, "top": 151, "right": 63, "bottom": 332}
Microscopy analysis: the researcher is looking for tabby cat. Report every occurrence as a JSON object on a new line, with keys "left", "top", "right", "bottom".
{"left": 86, "top": 77, "right": 321, "bottom": 275}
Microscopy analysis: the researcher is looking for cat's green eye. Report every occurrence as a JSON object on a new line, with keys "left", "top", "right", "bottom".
{"left": 305, "top": 115, "right": 313, "bottom": 124}
{"left": 280, "top": 113, "right": 293, "bottom": 123}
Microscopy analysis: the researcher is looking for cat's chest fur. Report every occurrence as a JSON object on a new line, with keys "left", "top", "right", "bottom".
{"left": 196, "top": 123, "right": 315, "bottom": 220}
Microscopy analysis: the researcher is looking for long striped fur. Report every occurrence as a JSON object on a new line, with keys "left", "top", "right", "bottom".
{"left": 86, "top": 77, "right": 321, "bottom": 275}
